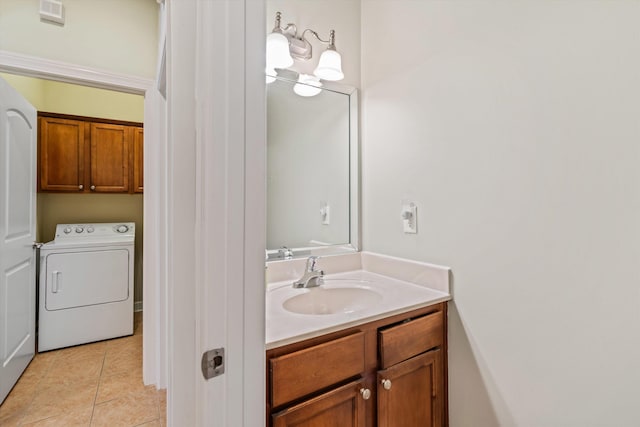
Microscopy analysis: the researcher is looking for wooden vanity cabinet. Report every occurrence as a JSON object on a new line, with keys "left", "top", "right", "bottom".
{"left": 266, "top": 303, "right": 448, "bottom": 427}
{"left": 38, "top": 113, "right": 143, "bottom": 193}
{"left": 272, "top": 380, "right": 367, "bottom": 427}
{"left": 376, "top": 309, "right": 445, "bottom": 427}
{"left": 377, "top": 349, "right": 443, "bottom": 427}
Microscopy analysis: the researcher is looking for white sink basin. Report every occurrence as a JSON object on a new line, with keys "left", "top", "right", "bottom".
{"left": 283, "top": 284, "right": 383, "bottom": 315}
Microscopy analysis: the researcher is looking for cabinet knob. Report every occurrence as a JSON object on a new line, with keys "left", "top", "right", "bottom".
{"left": 78, "top": 185, "right": 83, "bottom": 190}
{"left": 359, "top": 388, "right": 371, "bottom": 400}
{"left": 381, "top": 379, "right": 392, "bottom": 390}
{"left": 90, "top": 185, "right": 96, "bottom": 191}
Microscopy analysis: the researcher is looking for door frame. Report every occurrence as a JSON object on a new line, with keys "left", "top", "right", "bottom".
{"left": 0, "top": 0, "right": 267, "bottom": 423}
{"left": 0, "top": 49, "right": 165, "bottom": 385}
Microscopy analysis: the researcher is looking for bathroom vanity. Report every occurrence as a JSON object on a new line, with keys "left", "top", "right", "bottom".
{"left": 265, "top": 253, "right": 451, "bottom": 427}
{"left": 265, "top": 71, "right": 450, "bottom": 426}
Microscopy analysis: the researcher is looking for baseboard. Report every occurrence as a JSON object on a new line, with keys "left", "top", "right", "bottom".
{"left": 134, "top": 301, "right": 143, "bottom": 312}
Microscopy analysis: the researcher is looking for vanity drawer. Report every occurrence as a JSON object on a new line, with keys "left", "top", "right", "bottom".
{"left": 270, "top": 331, "right": 366, "bottom": 408}
{"left": 378, "top": 310, "right": 443, "bottom": 369}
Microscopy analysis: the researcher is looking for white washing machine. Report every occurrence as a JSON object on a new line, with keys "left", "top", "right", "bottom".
{"left": 38, "top": 222, "right": 135, "bottom": 352}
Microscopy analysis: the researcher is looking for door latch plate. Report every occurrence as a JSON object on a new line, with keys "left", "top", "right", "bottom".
{"left": 201, "top": 348, "right": 225, "bottom": 380}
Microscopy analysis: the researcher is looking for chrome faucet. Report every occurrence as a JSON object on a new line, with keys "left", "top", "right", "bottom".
{"left": 292, "top": 256, "right": 324, "bottom": 288}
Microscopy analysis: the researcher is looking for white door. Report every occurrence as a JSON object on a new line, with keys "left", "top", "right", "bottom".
{"left": 0, "top": 77, "right": 37, "bottom": 404}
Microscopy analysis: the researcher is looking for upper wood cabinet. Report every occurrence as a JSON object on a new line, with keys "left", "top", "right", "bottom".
{"left": 90, "top": 123, "right": 130, "bottom": 193}
{"left": 132, "top": 127, "right": 144, "bottom": 193}
{"left": 38, "top": 113, "right": 143, "bottom": 194}
{"left": 39, "top": 117, "right": 85, "bottom": 192}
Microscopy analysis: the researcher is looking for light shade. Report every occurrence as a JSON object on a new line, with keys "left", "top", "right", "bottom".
{"left": 314, "top": 49, "right": 344, "bottom": 81}
{"left": 293, "top": 74, "right": 322, "bottom": 97}
{"left": 266, "top": 32, "right": 293, "bottom": 69}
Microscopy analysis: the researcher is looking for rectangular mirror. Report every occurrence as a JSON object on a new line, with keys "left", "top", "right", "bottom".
{"left": 266, "top": 71, "right": 358, "bottom": 260}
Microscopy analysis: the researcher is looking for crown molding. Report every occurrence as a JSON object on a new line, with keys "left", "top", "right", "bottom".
{"left": 0, "top": 50, "right": 153, "bottom": 95}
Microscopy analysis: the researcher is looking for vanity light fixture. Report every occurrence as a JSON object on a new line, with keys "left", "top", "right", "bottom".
{"left": 266, "top": 12, "right": 294, "bottom": 69}
{"left": 293, "top": 74, "right": 323, "bottom": 97}
{"left": 266, "top": 12, "right": 345, "bottom": 81}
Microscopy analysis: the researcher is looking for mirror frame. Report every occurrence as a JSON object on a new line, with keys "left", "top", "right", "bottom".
{"left": 265, "top": 70, "right": 359, "bottom": 260}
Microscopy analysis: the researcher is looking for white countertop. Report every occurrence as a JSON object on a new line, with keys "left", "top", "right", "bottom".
{"left": 266, "top": 268, "right": 451, "bottom": 349}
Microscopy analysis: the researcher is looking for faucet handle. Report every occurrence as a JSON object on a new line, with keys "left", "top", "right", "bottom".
{"left": 278, "top": 246, "right": 293, "bottom": 259}
{"left": 305, "top": 256, "right": 319, "bottom": 272}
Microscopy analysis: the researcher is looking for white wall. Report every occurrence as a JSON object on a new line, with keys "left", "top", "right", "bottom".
{"left": 267, "top": 0, "right": 360, "bottom": 88}
{"left": 0, "top": 0, "right": 158, "bottom": 78}
{"left": 361, "top": 1, "right": 640, "bottom": 426}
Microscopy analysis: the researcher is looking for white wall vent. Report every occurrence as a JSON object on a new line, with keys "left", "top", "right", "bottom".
{"left": 40, "top": 0, "right": 65, "bottom": 25}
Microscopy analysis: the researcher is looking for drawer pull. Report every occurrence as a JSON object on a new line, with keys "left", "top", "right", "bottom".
{"left": 381, "top": 379, "right": 392, "bottom": 390}
{"left": 360, "top": 388, "right": 371, "bottom": 400}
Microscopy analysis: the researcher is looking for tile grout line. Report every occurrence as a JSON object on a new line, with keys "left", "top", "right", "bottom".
{"left": 88, "top": 348, "right": 108, "bottom": 426}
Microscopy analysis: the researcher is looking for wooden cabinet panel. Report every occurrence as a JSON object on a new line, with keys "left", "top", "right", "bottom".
{"left": 38, "top": 113, "right": 143, "bottom": 194}
{"left": 271, "top": 331, "right": 365, "bottom": 408}
{"left": 272, "top": 380, "right": 366, "bottom": 427}
{"left": 266, "top": 303, "right": 448, "bottom": 427}
{"left": 39, "top": 117, "right": 85, "bottom": 192}
{"left": 379, "top": 311, "right": 443, "bottom": 369}
{"left": 377, "top": 350, "right": 443, "bottom": 427}
{"left": 132, "top": 127, "right": 143, "bottom": 193}
{"left": 90, "top": 123, "right": 130, "bottom": 192}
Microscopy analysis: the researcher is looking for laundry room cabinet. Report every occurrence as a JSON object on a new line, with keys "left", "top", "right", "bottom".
{"left": 38, "top": 113, "right": 143, "bottom": 194}
{"left": 132, "top": 126, "right": 144, "bottom": 193}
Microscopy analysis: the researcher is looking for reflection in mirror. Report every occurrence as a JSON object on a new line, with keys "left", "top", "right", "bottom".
{"left": 266, "top": 72, "right": 358, "bottom": 259}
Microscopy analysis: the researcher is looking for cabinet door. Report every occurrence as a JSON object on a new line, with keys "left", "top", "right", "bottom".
{"left": 39, "top": 117, "right": 85, "bottom": 192}
{"left": 90, "top": 123, "right": 130, "bottom": 192}
{"left": 377, "top": 349, "right": 443, "bottom": 427}
{"left": 273, "top": 380, "right": 367, "bottom": 427}
{"left": 132, "top": 127, "right": 143, "bottom": 193}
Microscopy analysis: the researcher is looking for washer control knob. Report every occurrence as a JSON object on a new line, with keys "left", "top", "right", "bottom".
{"left": 63, "top": 227, "right": 72, "bottom": 234}
{"left": 87, "top": 226, "right": 95, "bottom": 233}
{"left": 116, "top": 225, "right": 129, "bottom": 233}
{"left": 75, "top": 227, "right": 84, "bottom": 233}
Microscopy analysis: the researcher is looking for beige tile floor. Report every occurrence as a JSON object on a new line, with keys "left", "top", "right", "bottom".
{"left": 0, "top": 312, "right": 166, "bottom": 427}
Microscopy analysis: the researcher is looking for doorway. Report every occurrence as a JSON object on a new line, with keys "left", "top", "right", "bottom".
{"left": 1, "top": 73, "right": 146, "bottom": 298}
{"left": 0, "top": 53, "right": 162, "bottom": 388}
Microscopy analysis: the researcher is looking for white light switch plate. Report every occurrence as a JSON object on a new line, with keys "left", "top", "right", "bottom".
{"left": 320, "top": 203, "right": 330, "bottom": 225}
{"left": 402, "top": 203, "right": 417, "bottom": 234}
